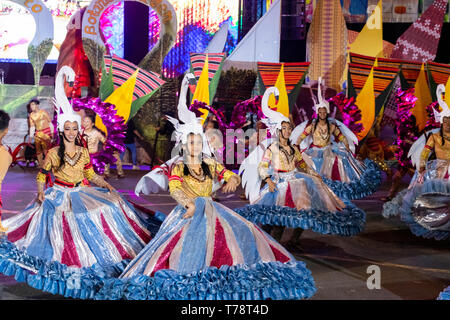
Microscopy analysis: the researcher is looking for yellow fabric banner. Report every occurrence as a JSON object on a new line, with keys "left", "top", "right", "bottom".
{"left": 413, "top": 63, "right": 432, "bottom": 132}
{"left": 96, "top": 69, "right": 138, "bottom": 134}
{"left": 355, "top": 67, "right": 376, "bottom": 141}
{"left": 191, "top": 55, "right": 210, "bottom": 124}
{"left": 268, "top": 64, "right": 290, "bottom": 118}
{"left": 349, "top": 0, "right": 384, "bottom": 58}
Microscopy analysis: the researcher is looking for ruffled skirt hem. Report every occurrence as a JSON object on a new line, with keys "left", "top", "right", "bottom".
{"left": 235, "top": 203, "right": 365, "bottom": 236}
{"left": 0, "top": 237, "right": 128, "bottom": 299}
{"left": 322, "top": 159, "right": 382, "bottom": 200}
{"left": 95, "top": 260, "right": 316, "bottom": 300}
{"left": 437, "top": 286, "right": 450, "bottom": 300}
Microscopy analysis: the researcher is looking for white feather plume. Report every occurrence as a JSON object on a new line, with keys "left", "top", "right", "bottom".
{"left": 333, "top": 119, "right": 358, "bottom": 153}
{"left": 408, "top": 129, "right": 440, "bottom": 168}
{"left": 135, "top": 156, "right": 182, "bottom": 195}
{"left": 239, "top": 138, "right": 274, "bottom": 203}
{"left": 314, "top": 77, "right": 330, "bottom": 114}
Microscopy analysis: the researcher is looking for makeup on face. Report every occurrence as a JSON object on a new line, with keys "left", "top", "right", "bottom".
{"left": 63, "top": 121, "right": 79, "bottom": 142}
{"left": 280, "top": 121, "right": 292, "bottom": 139}
{"left": 185, "top": 133, "right": 203, "bottom": 163}
{"left": 83, "top": 117, "right": 94, "bottom": 130}
{"left": 318, "top": 107, "right": 328, "bottom": 120}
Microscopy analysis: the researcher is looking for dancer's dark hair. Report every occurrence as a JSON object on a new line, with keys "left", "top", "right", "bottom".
{"left": 181, "top": 133, "right": 213, "bottom": 179}
{"left": 314, "top": 114, "right": 330, "bottom": 137}
{"left": 0, "top": 110, "right": 10, "bottom": 132}
{"left": 26, "top": 99, "right": 40, "bottom": 113}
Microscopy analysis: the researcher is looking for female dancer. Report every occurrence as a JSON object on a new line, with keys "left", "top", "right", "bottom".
{"left": 0, "top": 67, "right": 162, "bottom": 299}
{"left": 383, "top": 85, "right": 450, "bottom": 240}
{"left": 292, "top": 79, "right": 381, "bottom": 200}
{"left": 27, "top": 99, "right": 54, "bottom": 168}
{"left": 237, "top": 87, "right": 366, "bottom": 247}
{"left": 82, "top": 111, "right": 124, "bottom": 178}
{"left": 96, "top": 74, "right": 316, "bottom": 300}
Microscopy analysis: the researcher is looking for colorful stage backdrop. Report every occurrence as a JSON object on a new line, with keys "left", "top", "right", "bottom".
{"left": 0, "top": 0, "right": 238, "bottom": 78}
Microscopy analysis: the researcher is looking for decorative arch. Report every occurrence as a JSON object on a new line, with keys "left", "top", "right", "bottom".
{"left": 6, "top": 0, "right": 54, "bottom": 84}
{"left": 82, "top": 0, "right": 177, "bottom": 73}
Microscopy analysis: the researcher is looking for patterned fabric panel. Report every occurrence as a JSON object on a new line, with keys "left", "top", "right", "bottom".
{"left": 427, "top": 61, "right": 450, "bottom": 85}
{"left": 348, "top": 63, "right": 398, "bottom": 98}
{"left": 257, "top": 62, "right": 310, "bottom": 94}
{"left": 189, "top": 53, "right": 226, "bottom": 82}
{"left": 104, "top": 55, "right": 165, "bottom": 101}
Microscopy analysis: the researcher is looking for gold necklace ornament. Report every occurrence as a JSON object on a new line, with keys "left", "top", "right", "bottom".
{"left": 64, "top": 149, "right": 82, "bottom": 166}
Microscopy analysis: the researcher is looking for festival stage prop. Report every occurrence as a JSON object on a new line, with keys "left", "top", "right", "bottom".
{"left": 189, "top": 52, "right": 226, "bottom": 106}
{"left": 347, "top": 60, "right": 399, "bottom": 124}
{"left": 225, "top": 0, "right": 281, "bottom": 66}
{"left": 56, "top": 8, "right": 93, "bottom": 97}
{"left": 257, "top": 62, "right": 310, "bottom": 113}
{"left": 355, "top": 67, "right": 376, "bottom": 141}
{"left": 412, "top": 63, "right": 433, "bottom": 131}
{"left": 427, "top": 61, "right": 450, "bottom": 101}
{"left": 306, "top": 0, "right": 347, "bottom": 91}
{"left": 82, "top": 0, "right": 177, "bottom": 73}
{"left": 2, "top": 0, "right": 54, "bottom": 85}
{"left": 97, "top": 55, "right": 165, "bottom": 134}
{"left": 348, "top": 0, "right": 384, "bottom": 59}
{"left": 390, "top": 0, "right": 448, "bottom": 62}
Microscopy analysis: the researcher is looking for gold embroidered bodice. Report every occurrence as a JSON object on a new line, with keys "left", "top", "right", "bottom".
{"left": 36, "top": 146, "right": 96, "bottom": 184}
{"left": 83, "top": 128, "right": 106, "bottom": 154}
{"left": 258, "top": 143, "right": 307, "bottom": 180}
{"left": 168, "top": 157, "right": 240, "bottom": 206}
{"left": 299, "top": 121, "right": 346, "bottom": 147}
{"left": 30, "top": 110, "right": 51, "bottom": 131}
{"left": 420, "top": 132, "right": 450, "bottom": 167}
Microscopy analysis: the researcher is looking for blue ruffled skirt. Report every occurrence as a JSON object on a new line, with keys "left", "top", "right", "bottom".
{"left": 236, "top": 170, "right": 365, "bottom": 236}
{"left": 305, "top": 145, "right": 381, "bottom": 200}
{"left": 95, "top": 197, "right": 316, "bottom": 300}
{"left": 438, "top": 286, "right": 450, "bottom": 300}
{"left": 0, "top": 185, "right": 164, "bottom": 299}
{"left": 383, "top": 160, "right": 450, "bottom": 240}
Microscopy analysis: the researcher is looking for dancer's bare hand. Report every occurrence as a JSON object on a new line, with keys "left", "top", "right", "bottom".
{"left": 266, "top": 179, "right": 277, "bottom": 192}
{"left": 105, "top": 183, "right": 116, "bottom": 193}
{"left": 183, "top": 203, "right": 195, "bottom": 219}
{"left": 222, "top": 178, "right": 238, "bottom": 193}
{"left": 37, "top": 191, "right": 45, "bottom": 203}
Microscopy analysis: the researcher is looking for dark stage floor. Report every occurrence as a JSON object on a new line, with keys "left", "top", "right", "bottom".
{"left": 0, "top": 165, "right": 449, "bottom": 300}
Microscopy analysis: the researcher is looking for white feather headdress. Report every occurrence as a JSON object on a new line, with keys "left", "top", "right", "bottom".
{"left": 260, "top": 87, "right": 291, "bottom": 136}
{"left": 313, "top": 77, "right": 330, "bottom": 114}
{"left": 435, "top": 84, "right": 450, "bottom": 124}
{"left": 54, "top": 66, "right": 81, "bottom": 131}
{"left": 166, "top": 73, "right": 211, "bottom": 155}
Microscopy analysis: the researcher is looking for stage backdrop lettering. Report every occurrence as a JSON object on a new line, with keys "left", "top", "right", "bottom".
{"left": 7, "top": 0, "right": 54, "bottom": 84}
{"left": 82, "top": 0, "right": 177, "bottom": 73}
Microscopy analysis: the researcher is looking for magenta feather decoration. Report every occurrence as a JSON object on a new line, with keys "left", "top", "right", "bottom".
{"left": 328, "top": 93, "right": 364, "bottom": 134}
{"left": 72, "top": 97, "right": 127, "bottom": 175}
{"left": 424, "top": 101, "right": 441, "bottom": 131}
{"left": 393, "top": 88, "right": 419, "bottom": 168}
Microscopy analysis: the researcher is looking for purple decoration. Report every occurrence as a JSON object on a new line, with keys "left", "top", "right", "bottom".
{"left": 425, "top": 101, "right": 441, "bottom": 131}
{"left": 189, "top": 96, "right": 265, "bottom": 132}
{"left": 393, "top": 88, "right": 419, "bottom": 168}
{"left": 72, "top": 97, "right": 127, "bottom": 175}
{"left": 329, "top": 93, "right": 363, "bottom": 135}
{"left": 188, "top": 97, "right": 267, "bottom": 169}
